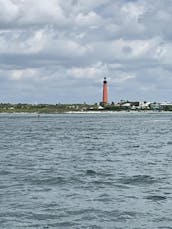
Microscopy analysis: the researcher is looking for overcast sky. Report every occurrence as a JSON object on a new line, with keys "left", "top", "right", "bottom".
{"left": 1, "top": 0, "right": 172, "bottom": 104}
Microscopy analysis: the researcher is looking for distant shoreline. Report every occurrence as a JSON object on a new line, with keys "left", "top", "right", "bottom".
{"left": 0, "top": 110, "right": 172, "bottom": 115}
{"left": 1, "top": 103, "right": 172, "bottom": 113}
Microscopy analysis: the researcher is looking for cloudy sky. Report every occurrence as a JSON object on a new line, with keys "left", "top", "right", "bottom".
{"left": 1, "top": 0, "right": 172, "bottom": 104}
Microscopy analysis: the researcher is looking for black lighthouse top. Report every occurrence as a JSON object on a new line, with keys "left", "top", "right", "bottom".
{"left": 103, "top": 77, "right": 107, "bottom": 84}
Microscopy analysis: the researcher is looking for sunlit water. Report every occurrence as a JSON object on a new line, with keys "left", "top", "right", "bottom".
{"left": 1, "top": 112, "right": 172, "bottom": 229}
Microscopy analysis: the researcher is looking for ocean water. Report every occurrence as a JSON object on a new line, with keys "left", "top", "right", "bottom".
{"left": 1, "top": 112, "right": 172, "bottom": 229}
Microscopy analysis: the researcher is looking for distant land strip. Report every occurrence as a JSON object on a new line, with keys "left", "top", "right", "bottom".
{"left": 0, "top": 102, "right": 172, "bottom": 113}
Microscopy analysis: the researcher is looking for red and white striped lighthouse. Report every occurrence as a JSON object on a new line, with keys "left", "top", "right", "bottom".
{"left": 102, "top": 77, "right": 108, "bottom": 104}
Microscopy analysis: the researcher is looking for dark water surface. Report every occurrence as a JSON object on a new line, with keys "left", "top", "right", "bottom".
{"left": 1, "top": 112, "right": 172, "bottom": 229}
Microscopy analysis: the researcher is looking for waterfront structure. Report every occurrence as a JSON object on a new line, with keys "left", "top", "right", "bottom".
{"left": 102, "top": 77, "right": 108, "bottom": 105}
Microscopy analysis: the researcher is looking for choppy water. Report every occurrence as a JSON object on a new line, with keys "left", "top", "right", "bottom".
{"left": 1, "top": 112, "right": 172, "bottom": 229}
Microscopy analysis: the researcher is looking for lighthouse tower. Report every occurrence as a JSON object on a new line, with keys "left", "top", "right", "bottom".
{"left": 102, "top": 77, "right": 108, "bottom": 105}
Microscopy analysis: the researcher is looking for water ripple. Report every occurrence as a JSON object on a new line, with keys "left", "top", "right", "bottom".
{"left": 1, "top": 113, "right": 172, "bottom": 228}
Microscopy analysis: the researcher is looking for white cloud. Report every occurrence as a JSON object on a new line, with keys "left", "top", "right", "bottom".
{"left": 0, "top": 0, "right": 18, "bottom": 23}
{"left": 19, "top": 0, "right": 65, "bottom": 25}
{"left": 75, "top": 11, "right": 103, "bottom": 27}
{"left": 10, "top": 68, "right": 39, "bottom": 80}
{"left": 68, "top": 62, "right": 108, "bottom": 80}
{"left": 121, "top": 2, "right": 145, "bottom": 21}
{"left": 110, "top": 73, "right": 136, "bottom": 84}
{"left": 0, "top": 0, "right": 66, "bottom": 26}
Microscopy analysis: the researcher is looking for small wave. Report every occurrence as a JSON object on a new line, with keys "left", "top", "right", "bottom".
{"left": 29, "top": 176, "right": 66, "bottom": 186}
{"left": 144, "top": 119, "right": 170, "bottom": 123}
{"left": 167, "top": 141, "right": 172, "bottom": 145}
{"left": 108, "top": 210, "right": 139, "bottom": 221}
{"left": 0, "top": 170, "right": 11, "bottom": 175}
{"left": 118, "top": 175, "right": 157, "bottom": 186}
{"left": 85, "top": 170, "right": 113, "bottom": 178}
{"left": 145, "top": 195, "right": 167, "bottom": 201}
{"left": 86, "top": 170, "right": 97, "bottom": 176}
{"left": 91, "top": 180, "right": 114, "bottom": 186}
{"left": 132, "top": 145, "right": 140, "bottom": 148}
{"left": 158, "top": 227, "right": 172, "bottom": 229}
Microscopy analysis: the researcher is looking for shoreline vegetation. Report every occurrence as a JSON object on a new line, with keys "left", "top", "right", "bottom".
{"left": 0, "top": 103, "right": 172, "bottom": 113}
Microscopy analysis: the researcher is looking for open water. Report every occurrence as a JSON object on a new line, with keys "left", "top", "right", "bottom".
{"left": 0, "top": 112, "right": 172, "bottom": 229}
